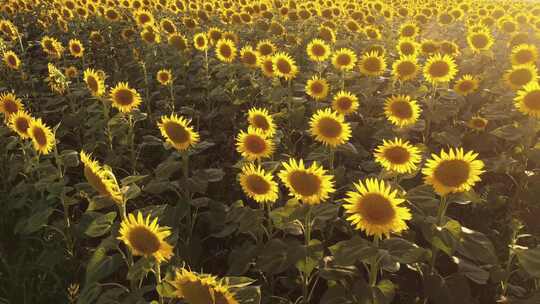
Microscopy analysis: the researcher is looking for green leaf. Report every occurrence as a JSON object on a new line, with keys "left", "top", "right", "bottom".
{"left": 330, "top": 236, "right": 378, "bottom": 266}
{"left": 452, "top": 256, "right": 489, "bottom": 284}
{"left": 121, "top": 175, "right": 148, "bottom": 186}
{"left": 84, "top": 211, "right": 117, "bottom": 238}
{"left": 457, "top": 227, "right": 497, "bottom": 265}
{"left": 127, "top": 257, "right": 154, "bottom": 282}
{"left": 85, "top": 248, "right": 122, "bottom": 284}
{"left": 382, "top": 237, "right": 428, "bottom": 264}
{"left": 16, "top": 207, "right": 53, "bottom": 235}
{"left": 295, "top": 239, "right": 324, "bottom": 277}
{"left": 515, "top": 246, "right": 540, "bottom": 278}
{"left": 491, "top": 124, "right": 524, "bottom": 141}
{"left": 373, "top": 280, "right": 395, "bottom": 304}
{"left": 61, "top": 149, "right": 80, "bottom": 167}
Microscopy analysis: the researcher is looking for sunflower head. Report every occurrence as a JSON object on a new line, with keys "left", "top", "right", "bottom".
{"left": 156, "top": 69, "right": 173, "bottom": 86}
{"left": 309, "top": 108, "right": 352, "bottom": 147}
{"left": 515, "top": 81, "right": 540, "bottom": 118}
{"left": 174, "top": 269, "right": 239, "bottom": 304}
{"left": 399, "top": 22, "right": 419, "bottom": 38}
{"left": 168, "top": 33, "right": 189, "bottom": 52}
{"left": 238, "top": 163, "right": 279, "bottom": 204}
{"left": 392, "top": 55, "right": 419, "bottom": 82}
{"left": 374, "top": 138, "right": 421, "bottom": 174}
{"left": 467, "top": 29, "right": 494, "bottom": 53}
{"left": 305, "top": 75, "right": 330, "bottom": 101}
{"left": 3, "top": 50, "right": 20, "bottom": 70}
{"left": 397, "top": 37, "right": 419, "bottom": 57}
{"left": 215, "top": 38, "right": 237, "bottom": 63}
{"left": 247, "top": 107, "right": 275, "bottom": 137}
{"left": 511, "top": 44, "right": 538, "bottom": 66}
{"left": 332, "top": 48, "right": 357, "bottom": 71}
{"left": 278, "top": 158, "right": 335, "bottom": 204}
{"left": 306, "top": 38, "right": 331, "bottom": 62}
{"left": 259, "top": 56, "right": 275, "bottom": 78}
{"left": 0, "top": 92, "right": 24, "bottom": 119}
{"left": 83, "top": 68, "right": 106, "bottom": 97}
{"left": 160, "top": 18, "right": 177, "bottom": 34}
{"left": 332, "top": 91, "right": 359, "bottom": 116}
{"left": 359, "top": 51, "right": 387, "bottom": 77}
{"left": 468, "top": 116, "right": 488, "bottom": 131}
{"left": 109, "top": 82, "right": 142, "bottom": 113}
{"left": 68, "top": 39, "right": 84, "bottom": 58}
{"left": 439, "top": 40, "right": 461, "bottom": 57}
{"left": 384, "top": 95, "right": 421, "bottom": 128}
{"left": 240, "top": 46, "right": 259, "bottom": 68}
{"left": 420, "top": 40, "right": 439, "bottom": 56}
{"left": 236, "top": 127, "right": 274, "bottom": 161}
{"left": 423, "top": 53, "right": 458, "bottom": 84}
{"left": 8, "top": 110, "right": 32, "bottom": 139}
{"left": 193, "top": 32, "right": 209, "bottom": 51}
{"left": 41, "top": 35, "right": 63, "bottom": 58}
{"left": 158, "top": 114, "right": 200, "bottom": 151}
{"left": 28, "top": 118, "right": 55, "bottom": 155}
{"left": 80, "top": 151, "right": 123, "bottom": 204}
{"left": 272, "top": 52, "right": 298, "bottom": 80}
{"left": 256, "top": 39, "right": 276, "bottom": 56}
{"left": 503, "top": 64, "right": 538, "bottom": 90}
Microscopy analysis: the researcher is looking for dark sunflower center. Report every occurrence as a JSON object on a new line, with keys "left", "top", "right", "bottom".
{"left": 245, "top": 174, "right": 270, "bottom": 194}
{"left": 336, "top": 97, "right": 353, "bottom": 110}
{"left": 138, "top": 14, "right": 150, "bottom": 24}
{"left": 244, "top": 135, "right": 266, "bottom": 154}
{"left": 422, "top": 43, "right": 438, "bottom": 54}
{"left": 471, "top": 34, "right": 488, "bottom": 49}
{"left": 357, "top": 193, "right": 396, "bottom": 225}
{"left": 127, "top": 226, "right": 161, "bottom": 254}
{"left": 242, "top": 52, "right": 257, "bottom": 65}
{"left": 472, "top": 119, "right": 486, "bottom": 128}
{"left": 276, "top": 58, "right": 291, "bottom": 74}
{"left": 259, "top": 44, "right": 272, "bottom": 56}
{"left": 159, "top": 73, "right": 170, "bottom": 82}
{"left": 363, "top": 57, "right": 382, "bottom": 72}
{"left": 428, "top": 61, "right": 450, "bottom": 78}
{"left": 87, "top": 76, "right": 99, "bottom": 92}
{"left": 164, "top": 122, "right": 190, "bottom": 144}
{"left": 263, "top": 60, "right": 274, "bottom": 73}
{"left": 515, "top": 50, "right": 533, "bottom": 64}
{"left": 4, "top": 100, "right": 19, "bottom": 114}
{"left": 219, "top": 44, "right": 232, "bottom": 58}
{"left": 106, "top": 10, "right": 118, "bottom": 19}
{"left": 458, "top": 80, "right": 474, "bottom": 92}
{"left": 310, "top": 81, "right": 325, "bottom": 95}
{"left": 32, "top": 126, "right": 47, "bottom": 146}
{"left": 336, "top": 53, "right": 351, "bottom": 66}
{"left": 383, "top": 146, "right": 410, "bottom": 164}
{"left": 400, "top": 43, "right": 415, "bottom": 55}
{"left": 252, "top": 114, "right": 270, "bottom": 130}
{"left": 390, "top": 100, "right": 413, "bottom": 119}
{"left": 523, "top": 90, "right": 540, "bottom": 110}
{"left": 366, "top": 29, "right": 378, "bottom": 39}
{"left": 196, "top": 37, "right": 206, "bottom": 47}
{"left": 433, "top": 159, "right": 470, "bottom": 187}
{"left": 162, "top": 21, "right": 175, "bottom": 33}
{"left": 114, "top": 89, "right": 135, "bottom": 105}
{"left": 6, "top": 55, "right": 17, "bottom": 66}
{"left": 15, "top": 117, "right": 29, "bottom": 133}
{"left": 317, "top": 117, "right": 342, "bottom": 138}
{"left": 311, "top": 44, "right": 326, "bottom": 57}
{"left": 397, "top": 61, "right": 416, "bottom": 77}
{"left": 289, "top": 171, "right": 321, "bottom": 196}
{"left": 84, "top": 166, "right": 109, "bottom": 196}
{"left": 509, "top": 69, "right": 533, "bottom": 86}
{"left": 402, "top": 26, "right": 415, "bottom": 37}
{"left": 170, "top": 36, "right": 187, "bottom": 51}
{"left": 143, "top": 31, "right": 156, "bottom": 43}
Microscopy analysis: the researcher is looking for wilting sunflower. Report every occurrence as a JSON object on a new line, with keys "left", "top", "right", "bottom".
{"left": 118, "top": 212, "right": 173, "bottom": 263}
{"left": 511, "top": 44, "right": 538, "bottom": 66}
{"left": 109, "top": 82, "right": 142, "bottom": 113}
{"left": 343, "top": 178, "right": 411, "bottom": 238}
{"left": 158, "top": 114, "right": 199, "bottom": 151}
{"left": 28, "top": 118, "right": 55, "bottom": 155}
{"left": 423, "top": 53, "right": 458, "bottom": 84}
{"left": 156, "top": 69, "right": 173, "bottom": 86}
{"left": 193, "top": 32, "right": 209, "bottom": 51}
{"left": 68, "top": 39, "right": 84, "bottom": 58}
{"left": 272, "top": 52, "right": 298, "bottom": 80}
{"left": 247, "top": 107, "right": 275, "bottom": 137}
{"left": 374, "top": 138, "right": 421, "bottom": 174}
{"left": 80, "top": 151, "right": 123, "bottom": 204}
{"left": 309, "top": 108, "right": 352, "bottom": 147}
{"left": 259, "top": 56, "right": 275, "bottom": 78}
{"left": 3, "top": 50, "right": 20, "bottom": 70}
{"left": 278, "top": 158, "right": 335, "bottom": 204}
{"left": 397, "top": 37, "right": 419, "bottom": 57}
{"left": 83, "top": 68, "right": 105, "bottom": 97}
{"left": 392, "top": 55, "right": 419, "bottom": 82}
{"left": 467, "top": 29, "right": 494, "bottom": 53}
{"left": 215, "top": 38, "right": 237, "bottom": 63}
{"left": 514, "top": 81, "right": 540, "bottom": 118}
{"left": 468, "top": 116, "right": 488, "bottom": 131}
{"left": 240, "top": 46, "right": 259, "bottom": 68}
{"left": 359, "top": 51, "right": 387, "bottom": 77}
{"left": 384, "top": 95, "right": 421, "bottom": 128}
{"left": 332, "top": 48, "right": 357, "bottom": 71}
{"left": 423, "top": 148, "right": 484, "bottom": 196}
{"left": 305, "top": 75, "right": 330, "bottom": 101}
{"left": 332, "top": 91, "right": 359, "bottom": 115}
{"left": 236, "top": 127, "right": 274, "bottom": 161}
{"left": 306, "top": 38, "right": 331, "bottom": 62}
{"left": 238, "top": 163, "right": 279, "bottom": 204}
{"left": 256, "top": 39, "right": 276, "bottom": 56}
{"left": 7, "top": 110, "right": 32, "bottom": 139}
{"left": 453, "top": 74, "right": 479, "bottom": 96}
{"left": 503, "top": 64, "right": 538, "bottom": 90}
{"left": 0, "top": 92, "right": 24, "bottom": 119}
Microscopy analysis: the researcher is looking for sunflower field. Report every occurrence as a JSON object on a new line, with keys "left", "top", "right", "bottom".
{"left": 3, "top": 0, "right": 540, "bottom": 303}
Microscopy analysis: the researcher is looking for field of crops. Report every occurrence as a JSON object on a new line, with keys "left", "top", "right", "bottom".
{"left": 1, "top": 0, "right": 540, "bottom": 303}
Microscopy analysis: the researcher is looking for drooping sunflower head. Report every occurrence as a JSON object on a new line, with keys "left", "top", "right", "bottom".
{"left": 240, "top": 46, "right": 259, "bottom": 68}
{"left": 140, "top": 25, "right": 161, "bottom": 44}
{"left": 468, "top": 116, "right": 488, "bottom": 131}
{"left": 7, "top": 110, "right": 32, "bottom": 139}
{"left": 68, "top": 39, "right": 84, "bottom": 58}
{"left": 80, "top": 151, "right": 123, "bottom": 204}
{"left": 272, "top": 52, "right": 298, "bottom": 80}
{"left": 109, "top": 82, "right": 142, "bottom": 113}
{"left": 83, "top": 68, "right": 106, "bottom": 97}
{"left": 503, "top": 63, "right": 538, "bottom": 90}
{"left": 359, "top": 51, "right": 387, "bottom": 77}
{"left": 306, "top": 38, "right": 331, "bottom": 62}
{"left": 384, "top": 95, "right": 421, "bottom": 128}
{"left": 256, "top": 39, "right": 276, "bottom": 56}
{"left": 423, "top": 53, "right": 458, "bottom": 84}
{"left": 156, "top": 69, "right": 173, "bottom": 86}
{"left": 118, "top": 212, "right": 173, "bottom": 263}
{"left": 309, "top": 108, "right": 352, "bottom": 147}
{"left": 174, "top": 269, "right": 233, "bottom": 303}
{"left": 467, "top": 28, "right": 494, "bottom": 53}
{"left": 247, "top": 107, "right": 275, "bottom": 137}
{"left": 453, "top": 74, "right": 480, "bottom": 96}
{"left": 397, "top": 37, "right": 419, "bottom": 57}
{"left": 215, "top": 38, "right": 237, "bottom": 63}
{"left": 392, "top": 55, "right": 419, "bottom": 82}
{"left": 0, "top": 92, "right": 24, "bottom": 119}
{"left": 158, "top": 114, "right": 200, "bottom": 151}
{"left": 278, "top": 158, "right": 335, "bottom": 204}
{"left": 332, "top": 90, "right": 359, "bottom": 116}
{"left": 515, "top": 81, "right": 540, "bottom": 118}
{"left": 332, "top": 48, "right": 357, "bottom": 71}
{"left": 305, "top": 75, "right": 330, "bottom": 101}
{"left": 374, "top": 138, "right": 422, "bottom": 174}
{"left": 259, "top": 56, "right": 275, "bottom": 78}
{"left": 238, "top": 163, "right": 279, "bottom": 204}
{"left": 422, "top": 148, "right": 485, "bottom": 196}
{"left": 343, "top": 178, "right": 411, "bottom": 238}
{"left": 160, "top": 18, "right": 177, "bottom": 34}
{"left": 511, "top": 44, "right": 538, "bottom": 66}
{"left": 236, "top": 127, "right": 274, "bottom": 161}
{"left": 193, "top": 32, "right": 209, "bottom": 51}
{"left": 3, "top": 50, "right": 20, "bottom": 70}
{"left": 28, "top": 118, "right": 55, "bottom": 155}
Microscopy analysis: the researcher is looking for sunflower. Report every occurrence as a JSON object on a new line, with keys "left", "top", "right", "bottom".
{"left": 343, "top": 178, "right": 411, "bottom": 238}
{"left": 118, "top": 212, "right": 173, "bottom": 263}
{"left": 305, "top": 75, "right": 330, "bottom": 101}
{"left": 28, "top": 118, "right": 55, "bottom": 155}
{"left": 193, "top": 32, "right": 209, "bottom": 51}
{"left": 247, "top": 107, "right": 275, "bottom": 137}
{"left": 134, "top": 9, "right": 154, "bottom": 27}
{"left": 392, "top": 55, "right": 419, "bottom": 82}
{"left": 514, "top": 81, "right": 540, "bottom": 118}
{"left": 511, "top": 44, "right": 538, "bottom": 66}
{"left": 439, "top": 40, "right": 461, "bottom": 57}
{"left": 3, "top": 50, "right": 20, "bottom": 70}
{"left": 215, "top": 38, "right": 237, "bottom": 63}
{"left": 503, "top": 64, "right": 538, "bottom": 90}
{"left": 168, "top": 33, "right": 189, "bottom": 52}
{"left": 384, "top": 95, "right": 421, "bottom": 128}
{"left": 41, "top": 35, "right": 63, "bottom": 58}
{"left": 397, "top": 37, "right": 419, "bottom": 57}
{"left": 0, "top": 92, "right": 24, "bottom": 119}
{"left": 331, "top": 91, "right": 359, "bottom": 115}
{"left": 238, "top": 163, "right": 279, "bottom": 204}
{"left": 174, "top": 269, "right": 239, "bottom": 304}
{"left": 7, "top": 110, "right": 32, "bottom": 139}
{"left": 365, "top": 26, "right": 381, "bottom": 40}
{"left": 467, "top": 29, "right": 494, "bottom": 53}
{"left": 453, "top": 74, "right": 479, "bottom": 96}
{"left": 422, "top": 148, "right": 485, "bottom": 196}
{"left": 140, "top": 26, "right": 161, "bottom": 44}
{"left": 256, "top": 39, "right": 276, "bottom": 56}
{"left": 109, "top": 82, "right": 142, "bottom": 113}
{"left": 318, "top": 25, "right": 336, "bottom": 43}
{"left": 278, "top": 158, "right": 335, "bottom": 204}
{"left": 468, "top": 116, "right": 488, "bottom": 131}
{"left": 80, "top": 151, "right": 123, "bottom": 204}
{"left": 359, "top": 51, "right": 387, "bottom": 77}
{"left": 236, "top": 127, "right": 274, "bottom": 161}
{"left": 399, "top": 22, "right": 419, "bottom": 38}
{"left": 272, "top": 52, "right": 298, "bottom": 80}
{"left": 64, "top": 66, "right": 78, "bottom": 78}
{"left": 240, "top": 46, "right": 259, "bottom": 68}
{"left": 420, "top": 40, "right": 439, "bottom": 56}
{"left": 259, "top": 56, "right": 275, "bottom": 78}
{"left": 207, "top": 27, "right": 223, "bottom": 45}
{"left": 423, "top": 53, "right": 458, "bottom": 84}
{"left": 309, "top": 108, "right": 352, "bottom": 147}
{"left": 158, "top": 114, "right": 199, "bottom": 151}
{"left": 68, "top": 39, "right": 84, "bottom": 58}
{"left": 306, "top": 38, "right": 331, "bottom": 62}
{"left": 156, "top": 69, "right": 172, "bottom": 86}
{"left": 374, "top": 138, "right": 421, "bottom": 174}
{"left": 160, "top": 18, "right": 177, "bottom": 34}
{"left": 332, "top": 48, "right": 357, "bottom": 71}
{"left": 83, "top": 68, "right": 105, "bottom": 97}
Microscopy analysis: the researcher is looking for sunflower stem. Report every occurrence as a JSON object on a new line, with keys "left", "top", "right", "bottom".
{"left": 369, "top": 236, "right": 380, "bottom": 287}
{"left": 155, "top": 262, "right": 164, "bottom": 304}
{"left": 168, "top": 82, "right": 175, "bottom": 112}
{"left": 429, "top": 195, "right": 449, "bottom": 275}
{"left": 329, "top": 147, "right": 335, "bottom": 170}
{"left": 128, "top": 114, "right": 136, "bottom": 174}
{"left": 102, "top": 100, "right": 113, "bottom": 151}
{"left": 141, "top": 61, "right": 152, "bottom": 119}
{"left": 302, "top": 205, "right": 312, "bottom": 304}
{"left": 53, "top": 140, "right": 73, "bottom": 255}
